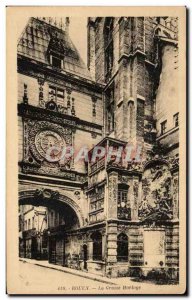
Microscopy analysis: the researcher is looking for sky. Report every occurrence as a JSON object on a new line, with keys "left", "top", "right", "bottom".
{"left": 17, "top": 17, "right": 88, "bottom": 64}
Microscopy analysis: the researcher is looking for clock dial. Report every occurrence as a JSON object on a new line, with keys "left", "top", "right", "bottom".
{"left": 41, "top": 134, "right": 60, "bottom": 153}
{"left": 35, "top": 130, "right": 65, "bottom": 161}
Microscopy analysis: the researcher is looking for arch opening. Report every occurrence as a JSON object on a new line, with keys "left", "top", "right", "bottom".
{"left": 19, "top": 189, "right": 84, "bottom": 264}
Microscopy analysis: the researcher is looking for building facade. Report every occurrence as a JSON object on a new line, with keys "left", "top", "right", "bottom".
{"left": 19, "top": 205, "right": 48, "bottom": 259}
{"left": 18, "top": 17, "right": 179, "bottom": 280}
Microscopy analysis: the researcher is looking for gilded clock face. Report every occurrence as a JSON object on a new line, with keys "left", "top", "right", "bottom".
{"left": 35, "top": 130, "right": 65, "bottom": 160}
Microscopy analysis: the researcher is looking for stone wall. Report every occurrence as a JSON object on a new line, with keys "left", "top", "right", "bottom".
{"left": 94, "top": 18, "right": 155, "bottom": 145}
{"left": 109, "top": 224, "right": 179, "bottom": 280}
{"left": 18, "top": 73, "right": 103, "bottom": 125}
{"left": 156, "top": 43, "right": 179, "bottom": 137}
{"left": 95, "top": 18, "right": 105, "bottom": 84}
{"left": 90, "top": 17, "right": 165, "bottom": 147}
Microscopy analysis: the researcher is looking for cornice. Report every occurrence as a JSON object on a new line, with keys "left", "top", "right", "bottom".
{"left": 17, "top": 54, "right": 104, "bottom": 97}
{"left": 18, "top": 103, "right": 103, "bottom": 134}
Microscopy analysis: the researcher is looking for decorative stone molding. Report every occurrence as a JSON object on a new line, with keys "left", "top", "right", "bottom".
{"left": 139, "top": 160, "right": 174, "bottom": 223}
{"left": 118, "top": 174, "right": 130, "bottom": 184}
{"left": 172, "top": 172, "right": 179, "bottom": 220}
{"left": 18, "top": 59, "right": 103, "bottom": 99}
{"left": 74, "top": 190, "right": 81, "bottom": 200}
{"left": 18, "top": 103, "right": 102, "bottom": 135}
{"left": 132, "top": 179, "right": 139, "bottom": 221}
{"left": 117, "top": 224, "right": 128, "bottom": 234}
{"left": 27, "top": 120, "right": 72, "bottom": 158}
{"left": 92, "top": 95, "right": 97, "bottom": 118}
{"left": 23, "top": 84, "right": 28, "bottom": 104}
{"left": 34, "top": 188, "right": 59, "bottom": 201}
{"left": 91, "top": 132, "right": 97, "bottom": 139}
{"left": 38, "top": 76, "right": 45, "bottom": 108}
{"left": 108, "top": 172, "right": 118, "bottom": 219}
{"left": 19, "top": 188, "right": 85, "bottom": 227}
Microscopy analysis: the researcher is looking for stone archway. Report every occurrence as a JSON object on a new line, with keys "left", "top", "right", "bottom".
{"left": 19, "top": 188, "right": 85, "bottom": 266}
{"left": 19, "top": 188, "right": 84, "bottom": 227}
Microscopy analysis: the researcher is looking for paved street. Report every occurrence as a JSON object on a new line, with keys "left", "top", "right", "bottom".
{"left": 19, "top": 260, "right": 112, "bottom": 294}
{"left": 18, "top": 260, "right": 167, "bottom": 294}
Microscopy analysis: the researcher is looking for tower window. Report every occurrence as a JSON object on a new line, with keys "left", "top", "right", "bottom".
{"left": 47, "top": 35, "right": 65, "bottom": 69}
{"left": 160, "top": 120, "right": 167, "bottom": 135}
{"left": 105, "top": 85, "right": 115, "bottom": 133}
{"left": 104, "top": 18, "right": 114, "bottom": 81}
{"left": 173, "top": 113, "right": 179, "bottom": 127}
{"left": 51, "top": 56, "right": 62, "bottom": 69}
{"left": 107, "top": 103, "right": 114, "bottom": 133}
{"left": 128, "top": 101, "right": 135, "bottom": 141}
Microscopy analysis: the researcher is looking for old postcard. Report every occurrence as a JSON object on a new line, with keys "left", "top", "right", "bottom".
{"left": 6, "top": 6, "right": 187, "bottom": 295}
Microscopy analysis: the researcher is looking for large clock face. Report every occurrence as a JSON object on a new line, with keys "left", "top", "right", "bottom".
{"left": 35, "top": 130, "right": 65, "bottom": 160}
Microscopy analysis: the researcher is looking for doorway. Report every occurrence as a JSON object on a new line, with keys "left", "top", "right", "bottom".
{"left": 31, "top": 237, "right": 38, "bottom": 259}
{"left": 49, "top": 236, "right": 56, "bottom": 264}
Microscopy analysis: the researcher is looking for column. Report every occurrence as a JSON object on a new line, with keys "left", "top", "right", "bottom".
{"left": 107, "top": 223, "right": 117, "bottom": 263}
{"left": 130, "top": 176, "right": 140, "bottom": 221}
{"left": 107, "top": 172, "right": 118, "bottom": 219}
{"left": 106, "top": 223, "right": 118, "bottom": 278}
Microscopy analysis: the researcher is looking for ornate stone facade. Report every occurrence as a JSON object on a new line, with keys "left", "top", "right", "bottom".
{"left": 18, "top": 16, "right": 179, "bottom": 281}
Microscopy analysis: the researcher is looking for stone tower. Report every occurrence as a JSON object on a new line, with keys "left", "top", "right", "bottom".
{"left": 87, "top": 17, "right": 179, "bottom": 278}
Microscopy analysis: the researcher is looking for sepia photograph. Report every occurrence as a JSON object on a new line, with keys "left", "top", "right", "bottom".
{"left": 6, "top": 6, "right": 187, "bottom": 295}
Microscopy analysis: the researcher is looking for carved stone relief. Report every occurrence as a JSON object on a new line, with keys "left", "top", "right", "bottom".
{"left": 108, "top": 172, "right": 118, "bottom": 219}
{"left": 172, "top": 173, "right": 179, "bottom": 219}
{"left": 139, "top": 162, "right": 173, "bottom": 222}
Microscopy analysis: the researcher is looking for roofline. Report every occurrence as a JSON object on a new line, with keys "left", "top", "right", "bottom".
{"left": 17, "top": 54, "right": 104, "bottom": 94}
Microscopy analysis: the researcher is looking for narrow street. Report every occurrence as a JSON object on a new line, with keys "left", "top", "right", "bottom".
{"left": 17, "top": 260, "right": 172, "bottom": 294}
{"left": 19, "top": 260, "right": 112, "bottom": 294}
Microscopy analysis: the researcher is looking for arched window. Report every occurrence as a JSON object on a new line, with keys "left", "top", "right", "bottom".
{"left": 117, "top": 233, "right": 128, "bottom": 262}
{"left": 105, "top": 85, "right": 115, "bottom": 133}
{"left": 104, "top": 18, "right": 114, "bottom": 81}
{"left": 91, "top": 231, "right": 102, "bottom": 261}
{"left": 127, "top": 101, "right": 135, "bottom": 141}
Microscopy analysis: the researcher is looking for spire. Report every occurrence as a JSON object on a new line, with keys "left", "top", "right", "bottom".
{"left": 65, "top": 17, "right": 70, "bottom": 35}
